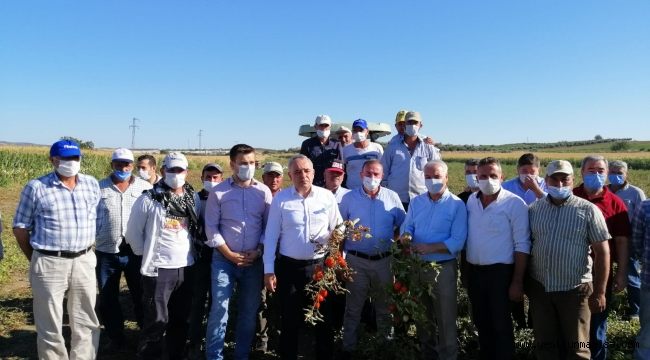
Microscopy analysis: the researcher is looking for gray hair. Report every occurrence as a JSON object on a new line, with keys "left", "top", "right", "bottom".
{"left": 581, "top": 154, "right": 608, "bottom": 170}
{"left": 288, "top": 154, "right": 312, "bottom": 171}
{"left": 424, "top": 160, "right": 448, "bottom": 175}
{"left": 609, "top": 160, "right": 628, "bottom": 172}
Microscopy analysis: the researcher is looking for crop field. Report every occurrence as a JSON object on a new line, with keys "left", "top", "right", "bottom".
{"left": 0, "top": 145, "right": 648, "bottom": 359}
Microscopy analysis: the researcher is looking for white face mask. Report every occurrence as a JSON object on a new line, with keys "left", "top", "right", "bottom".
{"left": 405, "top": 124, "right": 419, "bottom": 137}
{"left": 519, "top": 174, "right": 537, "bottom": 184}
{"left": 362, "top": 177, "right": 381, "bottom": 192}
{"left": 203, "top": 180, "right": 220, "bottom": 191}
{"left": 316, "top": 129, "right": 330, "bottom": 139}
{"left": 56, "top": 160, "right": 81, "bottom": 177}
{"left": 138, "top": 169, "right": 152, "bottom": 181}
{"left": 164, "top": 172, "right": 186, "bottom": 189}
{"left": 353, "top": 132, "right": 367, "bottom": 143}
{"left": 465, "top": 174, "right": 479, "bottom": 189}
{"left": 237, "top": 164, "right": 255, "bottom": 181}
{"left": 478, "top": 178, "right": 501, "bottom": 195}
{"left": 425, "top": 178, "right": 445, "bottom": 195}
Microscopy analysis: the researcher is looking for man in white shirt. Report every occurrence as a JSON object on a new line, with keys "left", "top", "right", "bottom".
{"left": 323, "top": 160, "right": 350, "bottom": 204}
{"left": 465, "top": 157, "right": 530, "bottom": 360}
{"left": 126, "top": 152, "right": 201, "bottom": 360}
{"left": 263, "top": 154, "right": 342, "bottom": 360}
{"left": 341, "top": 119, "right": 384, "bottom": 189}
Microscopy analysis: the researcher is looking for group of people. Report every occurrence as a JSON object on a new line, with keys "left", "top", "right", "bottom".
{"left": 7, "top": 110, "right": 650, "bottom": 360}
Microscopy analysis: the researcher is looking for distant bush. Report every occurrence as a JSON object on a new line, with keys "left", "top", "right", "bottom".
{"left": 611, "top": 141, "right": 631, "bottom": 151}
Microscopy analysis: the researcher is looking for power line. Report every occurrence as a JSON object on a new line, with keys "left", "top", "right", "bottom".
{"left": 130, "top": 118, "right": 140, "bottom": 149}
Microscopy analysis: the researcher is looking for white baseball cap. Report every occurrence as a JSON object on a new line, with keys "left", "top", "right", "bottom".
{"left": 111, "top": 148, "right": 134, "bottom": 162}
{"left": 164, "top": 152, "right": 188, "bottom": 170}
{"left": 315, "top": 115, "right": 332, "bottom": 126}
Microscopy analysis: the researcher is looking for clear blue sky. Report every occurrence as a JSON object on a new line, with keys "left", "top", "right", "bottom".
{"left": 1, "top": 1, "right": 649, "bottom": 150}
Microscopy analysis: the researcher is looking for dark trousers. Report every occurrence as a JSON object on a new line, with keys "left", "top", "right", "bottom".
{"left": 188, "top": 247, "right": 212, "bottom": 345}
{"left": 589, "top": 275, "right": 613, "bottom": 360}
{"left": 276, "top": 255, "right": 334, "bottom": 360}
{"left": 467, "top": 263, "right": 515, "bottom": 360}
{"left": 95, "top": 250, "right": 143, "bottom": 342}
{"left": 138, "top": 266, "right": 193, "bottom": 360}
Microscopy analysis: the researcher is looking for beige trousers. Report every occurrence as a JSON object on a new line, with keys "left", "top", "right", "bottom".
{"left": 30, "top": 250, "right": 100, "bottom": 360}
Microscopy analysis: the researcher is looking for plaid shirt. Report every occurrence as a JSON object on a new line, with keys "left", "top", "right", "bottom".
{"left": 96, "top": 175, "right": 152, "bottom": 253}
{"left": 13, "top": 172, "right": 101, "bottom": 252}
{"left": 632, "top": 200, "right": 650, "bottom": 287}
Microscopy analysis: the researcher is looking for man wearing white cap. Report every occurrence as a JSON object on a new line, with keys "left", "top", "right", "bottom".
{"left": 126, "top": 152, "right": 201, "bottom": 360}
{"left": 262, "top": 162, "right": 284, "bottom": 198}
{"left": 300, "top": 115, "right": 341, "bottom": 187}
{"left": 96, "top": 148, "right": 152, "bottom": 350}
{"left": 527, "top": 160, "right": 611, "bottom": 360}
{"left": 336, "top": 126, "right": 353, "bottom": 147}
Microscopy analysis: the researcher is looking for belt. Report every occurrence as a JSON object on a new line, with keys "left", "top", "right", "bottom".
{"left": 436, "top": 258, "right": 456, "bottom": 265}
{"left": 347, "top": 250, "right": 391, "bottom": 261}
{"left": 36, "top": 246, "right": 93, "bottom": 259}
{"left": 278, "top": 254, "right": 322, "bottom": 265}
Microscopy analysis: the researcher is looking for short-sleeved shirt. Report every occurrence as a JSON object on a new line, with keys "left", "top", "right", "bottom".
{"left": 300, "top": 136, "right": 341, "bottom": 187}
{"left": 339, "top": 187, "right": 406, "bottom": 254}
{"left": 341, "top": 142, "right": 384, "bottom": 190}
{"left": 573, "top": 184, "right": 630, "bottom": 262}
{"left": 381, "top": 137, "right": 441, "bottom": 203}
{"left": 13, "top": 172, "right": 101, "bottom": 252}
{"left": 96, "top": 176, "right": 152, "bottom": 253}
{"left": 529, "top": 195, "right": 611, "bottom": 292}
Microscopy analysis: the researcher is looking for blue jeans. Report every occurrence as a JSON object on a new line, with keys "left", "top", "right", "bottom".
{"left": 635, "top": 285, "right": 650, "bottom": 359}
{"left": 95, "top": 250, "right": 143, "bottom": 342}
{"left": 205, "top": 251, "right": 263, "bottom": 360}
{"left": 590, "top": 283, "right": 612, "bottom": 360}
{"left": 629, "top": 257, "right": 642, "bottom": 317}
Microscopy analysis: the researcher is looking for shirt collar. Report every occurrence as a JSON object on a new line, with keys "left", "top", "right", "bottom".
{"left": 430, "top": 189, "right": 450, "bottom": 203}
{"left": 228, "top": 176, "right": 259, "bottom": 188}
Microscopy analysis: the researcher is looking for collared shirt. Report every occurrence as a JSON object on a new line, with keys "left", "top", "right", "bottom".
{"left": 501, "top": 176, "right": 547, "bottom": 205}
{"left": 529, "top": 195, "right": 610, "bottom": 292}
{"left": 466, "top": 189, "right": 531, "bottom": 265}
{"left": 610, "top": 182, "right": 646, "bottom": 222}
{"left": 300, "top": 136, "right": 341, "bottom": 187}
{"left": 632, "top": 200, "right": 650, "bottom": 286}
{"left": 263, "top": 186, "right": 342, "bottom": 273}
{"left": 341, "top": 142, "right": 384, "bottom": 189}
{"left": 204, "top": 177, "right": 272, "bottom": 252}
{"left": 400, "top": 189, "right": 467, "bottom": 262}
{"left": 381, "top": 137, "right": 441, "bottom": 203}
{"left": 96, "top": 175, "right": 152, "bottom": 253}
{"left": 13, "top": 172, "right": 101, "bottom": 252}
{"left": 339, "top": 187, "right": 406, "bottom": 254}
{"left": 331, "top": 186, "right": 350, "bottom": 204}
{"left": 574, "top": 184, "right": 630, "bottom": 262}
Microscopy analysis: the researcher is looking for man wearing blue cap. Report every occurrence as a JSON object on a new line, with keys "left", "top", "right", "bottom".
{"left": 341, "top": 119, "right": 384, "bottom": 190}
{"left": 13, "top": 139, "right": 102, "bottom": 359}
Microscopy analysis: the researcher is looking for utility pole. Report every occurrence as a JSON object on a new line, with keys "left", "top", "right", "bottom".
{"left": 198, "top": 129, "right": 204, "bottom": 151}
{"left": 130, "top": 118, "right": 140, "bottom": 149}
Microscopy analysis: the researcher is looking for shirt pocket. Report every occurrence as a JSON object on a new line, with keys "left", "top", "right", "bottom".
{"left": 413, "top": 155, "right": 427, "bottom": 171}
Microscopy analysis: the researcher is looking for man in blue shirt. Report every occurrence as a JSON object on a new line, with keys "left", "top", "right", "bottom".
{"left": 339, "top": 160, "right": 405, "bottom": 355}
{"left": 501, "top": 153, "right": 547, "bottom": 205}
{"left": 400, "top": 160, "right": 467, "bottom": 360}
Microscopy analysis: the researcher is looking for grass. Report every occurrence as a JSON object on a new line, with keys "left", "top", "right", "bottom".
{"left": 0, "top": 145, "right": 648, "bottom": 359}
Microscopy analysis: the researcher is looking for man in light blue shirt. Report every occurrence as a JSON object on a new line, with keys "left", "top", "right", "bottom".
{"left": 400, "top": 160, "right": 467, "bottom": 360}
{"left": 339, "top": 160, "right": 405, "bottom": 354}
{"left": 501, "top": 153, "right": 547, "bottom": 205}
{"left": 382, "top": 111, "right": 441, "bottom": 210}
{"left": 204, "top": 144, "right": 272, "bottom": 360}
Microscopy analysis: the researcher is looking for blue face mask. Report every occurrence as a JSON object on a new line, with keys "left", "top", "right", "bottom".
{"left": 113, "top": 169, "right": 132, "bottom": 181}
{"left": 583, "top": 173, "right": 606, "bottom": 191}
{"left": 608, "top": 174, "right": 625, "bottom": 186}
{"left": 547, "top": 185, "right": 572, "bottom": 200}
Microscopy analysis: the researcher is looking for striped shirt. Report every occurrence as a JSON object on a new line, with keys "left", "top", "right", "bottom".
{"left": 632, "top": 200, "right": 650, "bottom": 286}
{"left": 529, "top": 195, "right": 610, "bottom": 292}
{"left": 13, "top": 172, "right": 101, "bottom": 252}
{"left": 96, "top": 175, "right": 152, "bottom": 253}
{"left": 204, "top": 177, "right": 272, "bottom": 251}
{"left": 381, "top": 137, "right": 442, "bottom": 203}
{"left": 400, "top": 189, "right": 467, "bottom": 262}
{"left": 339, "top": 186, "right": 406, "bottom": 254}
{"left": 341, "top": 142, "right": 384, "bottom": 189}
